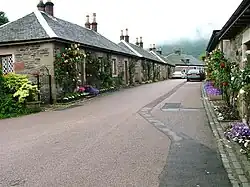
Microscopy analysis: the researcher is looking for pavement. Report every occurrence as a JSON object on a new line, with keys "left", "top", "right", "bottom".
{"left": 0, "top": 80, "right": 231, "bottom": 187}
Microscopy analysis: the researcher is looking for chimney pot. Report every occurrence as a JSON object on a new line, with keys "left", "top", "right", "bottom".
{"left": 153, "top": 44, "right": 156, "bottom": 50}
{"left": 136, "top": 37, "right": 139, "bottom": 45}
{"left": 149, "top": 44, "right": 153, "bottom": 51}
{"left": 85, "top": 15, "right": 91, "bottom": 29}
{"left": 37, "top": 0, "right": 45, "bottom": 12}
{"left": 120, "top": 30, "right": 124, "bottom": 40}
{"left": 124, "top": 28, "right": 129, "bottom": 43}
{"left": 139, "top": 37, "right": 143, "bottom": 48}
{"left": 156, "top": 47, "right": 162, "bottom": 55}
{"left": 91, "top": 13, "right": 98, "bottom": 32}
{"left": 44, "top": 0, "right": 54, "bottom": 16}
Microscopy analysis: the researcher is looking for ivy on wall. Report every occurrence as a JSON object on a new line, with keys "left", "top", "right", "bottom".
{"left": 141, "top": 61, "right": 153, "bottom": 81}
{"left": 128, "top": 59, "right": 136, "bottom": 84}
{"left": 85, "top": 52, "right": 117, "bottom": 89}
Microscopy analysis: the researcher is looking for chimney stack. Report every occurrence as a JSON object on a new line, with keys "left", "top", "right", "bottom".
{"left": 120, "top": 30, "right": 124, "bottom": 40}
{"left": 85, "top": 15, "right": 91, "bottom": 29}
{"left": 124, "top": 28, "right": 129, "bottom": 43}
{"left": 152, "top": 44, "right": 156, "bottom": 51}
{"left": 37, "top": 0, "right": 45, "bottom": 12}
{"left": 156, "top": 47, "right": 162, "bottom": 55}
{"left": 139, "top": 37, "right": 143, "bottom": 48}
{"left": 91, "top": 13, "right": 98, "bottom": 32}
{"left": 149, "top": 44, "right": 153, "bottom": 51}
{"left": 135, "top": 38, "right": 139, "bottom": 46}
{"left": 44, "top": 0, "right": 54, "bottom": 16}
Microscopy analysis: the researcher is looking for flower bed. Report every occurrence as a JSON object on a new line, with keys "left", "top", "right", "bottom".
{"left": 225, "top": 122, "right": 250, "bottom": 156}
{"left": 204, "top": 81, "right": 239, "bottom": 121}
{"left": 99, "top": 86, "right": 117, "bottom": 94}
{"left": 204, "top": 81, "right": 222, "bottom": 100}
{"left": 57, "top": 92, "right": 90, "bottom": 103}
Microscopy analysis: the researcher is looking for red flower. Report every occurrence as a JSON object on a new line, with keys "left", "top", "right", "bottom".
{"left": 222, "top": 82, "right": 228, "bottom": 86}
{"left": 220, "top": 62, "right": 225, "bottom": 68}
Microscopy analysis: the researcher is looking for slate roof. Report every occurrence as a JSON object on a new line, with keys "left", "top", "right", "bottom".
{"left": 118, "top": 41, "right": 164, "bottom": 63}
{"left": 165, "top": 53, "right": 204, "bottom": 66}
{"left": 0, "top": 12, "right": 49, "bottom": 43}
{"left": 150, "top": 51, "right": 175, "bottom": 66}
{"left": 0, "top": 11, "right": 136, "bottom": 56}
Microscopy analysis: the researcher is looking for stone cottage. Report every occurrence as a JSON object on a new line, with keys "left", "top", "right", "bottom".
{"left": 118, "top": 31, "right": 172, "bottom": 82}
{"left": 164, "top": 50, "right": 205, "bottom": 74}
{"left": 149, "top": 46, "right": 175, "bottom": 78}
{"left": 206, "top": 0, "right": 250, "bottom": 69}
{"left": 206, "top": 0, "right": 250, "bottom": 118}
{"left": 0, "top": 0, "right": 138, "bottom": 103}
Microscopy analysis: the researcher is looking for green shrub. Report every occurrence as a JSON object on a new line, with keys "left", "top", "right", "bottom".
{"left": 0, "top": 72, "right": 40, "bottom": 119}
{"left": 4, "top": 73, "right": 38, "bottom": 103}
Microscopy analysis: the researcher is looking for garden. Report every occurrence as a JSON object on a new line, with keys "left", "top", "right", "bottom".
{"left": 0, "top": 70, "right": 40, "bottom": 119}
{"left": 204, "top": 49, "right": 250, "bottom": 155}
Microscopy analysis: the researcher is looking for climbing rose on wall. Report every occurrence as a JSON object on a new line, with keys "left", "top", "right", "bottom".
{"left": 54, "top": 43, "right": 86, "bottom": 95}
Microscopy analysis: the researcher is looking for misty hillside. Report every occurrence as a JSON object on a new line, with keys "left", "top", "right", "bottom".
{"left": 161, "top": 38, "right": 209, "bottom": 58}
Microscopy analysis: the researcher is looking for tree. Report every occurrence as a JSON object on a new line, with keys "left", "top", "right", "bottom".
{"left": 0, "top": 11, "right": 9, "bottom": 26}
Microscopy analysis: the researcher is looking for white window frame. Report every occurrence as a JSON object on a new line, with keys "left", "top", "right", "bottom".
{"left": 112, "top": 58, "right": 118, "bottom": 76}
{"left": 0, "top": 54, "right": 15, "bottom": 74}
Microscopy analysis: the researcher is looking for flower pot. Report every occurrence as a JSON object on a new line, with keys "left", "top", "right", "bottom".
{"left": 208, "top": 94, "right": 222, "bottom": 101}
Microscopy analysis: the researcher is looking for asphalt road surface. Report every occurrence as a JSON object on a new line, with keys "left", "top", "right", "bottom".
{"left": 0, "top": 80, "right": 231, "bottom": 187}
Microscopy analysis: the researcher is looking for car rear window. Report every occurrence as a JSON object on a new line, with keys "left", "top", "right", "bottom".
{"left": 187, "top": 69, "right": 199, "bottom": 74}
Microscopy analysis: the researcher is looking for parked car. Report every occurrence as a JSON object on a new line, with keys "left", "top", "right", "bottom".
{"left": 186, "top": 69, "right": 203, "bottom": 82}
{"left": 171, "top": 71, "right": 186, "bottom": 79}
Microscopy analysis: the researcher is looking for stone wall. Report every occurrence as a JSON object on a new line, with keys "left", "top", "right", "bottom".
{"left": 0, "top": 42, "right": 56, "bottom": 103}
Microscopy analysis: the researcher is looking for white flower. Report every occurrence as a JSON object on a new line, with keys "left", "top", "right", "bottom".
{"left": 68, "top": 48, "right": 71, "bottom": 50}
{"left": 244, "top": 140, "right": 250, "bottom": 147}
{"left": 218, "top": 116, "right": 224, "bottom": 121}
{"left": 240, "top": 149, "right": 247, "bottom": 154}
{"left": 239, "top": 89, "right": 245, "bottom": 94}
{"left": 77, "top": 48, "right": 80, "bottom": 51}
{"left": 231, "top": 77, "right": 235, "bottom": 81}
{"left": 74, "top": 44, "right": 78, "bottom": 48}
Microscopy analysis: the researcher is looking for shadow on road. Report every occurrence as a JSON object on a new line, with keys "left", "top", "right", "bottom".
{"left": 159, "top": 139, "right": 232, "bottom": 187}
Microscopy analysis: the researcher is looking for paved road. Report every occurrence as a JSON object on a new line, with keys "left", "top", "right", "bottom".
{"left": 0, "top": 80, "right": 182, "bottom": 187}
{"left": 0, "top": 80, "right": 230, "bottom": 187}
{"left": 150, "top": 82, "right": 231, "bottom": 187}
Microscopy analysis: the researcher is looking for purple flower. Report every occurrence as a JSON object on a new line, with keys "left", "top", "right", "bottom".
{"left": 204, "top": 81, "right": 222, "bottom": 95}
{"left": 225, "top": 122, "right": 250, "bottom": 145}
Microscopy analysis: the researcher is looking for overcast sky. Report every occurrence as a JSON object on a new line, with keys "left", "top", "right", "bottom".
{"left": 2, "top": 0, "right": 242, "bottom": 48}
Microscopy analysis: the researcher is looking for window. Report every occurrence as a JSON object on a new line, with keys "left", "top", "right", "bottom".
{"left": 112, "top": 59, "right": 117, "bottom": 75}
{"left": 0, "top": 55, "right": 14, "bottom": 74}
{"left": 98, "top": 57, "right": 104, "bottom": 72}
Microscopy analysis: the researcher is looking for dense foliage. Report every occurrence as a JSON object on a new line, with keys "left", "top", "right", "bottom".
{"left": 54, "top": 43, "right": 86, "bottom": 94}
{"left": 0, "top": 71, "right": 39, "bottom": 119}
{"left": 205, "top": 49, "right": 250, "bottom": 154}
